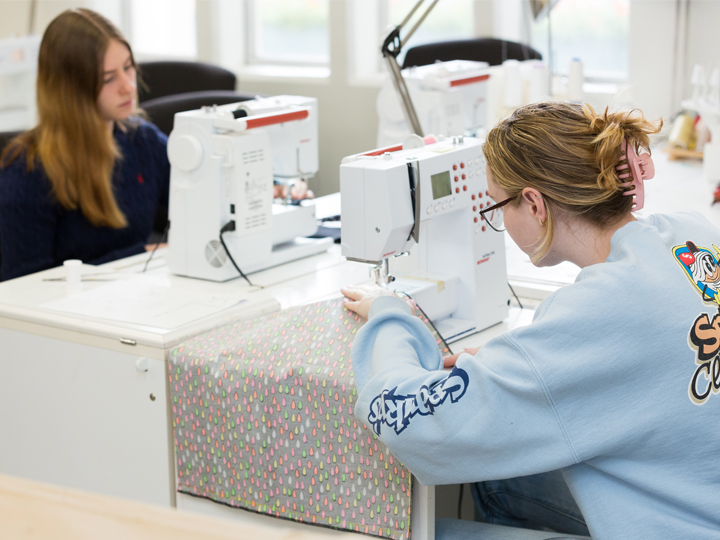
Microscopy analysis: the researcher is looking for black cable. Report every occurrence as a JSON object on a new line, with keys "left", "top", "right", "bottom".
{"left": 219, "top": 221, "right": 257, "bottom": 288}
{"left": 458, "top": 483, "right": 464, "bottom": 520}
{"left": 142, "top": 222, "right": 169, "bottom": 272}
{"left": 508, "top": 281, "right": 524, "bottom": 310}
{"left": 397, "top": 291, "right": 453, "bottom": 356}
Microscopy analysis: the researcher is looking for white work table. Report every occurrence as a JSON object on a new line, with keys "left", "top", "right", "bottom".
{"left": 0, "top": 243, "right": 370, "bottom": 504}
{"left": 0, "top": 239, "right": 533, "bottom": 540}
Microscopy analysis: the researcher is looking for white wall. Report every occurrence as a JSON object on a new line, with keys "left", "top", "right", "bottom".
{"left": 683, "top": 0, "right": 720, "bottom": 100}
{"left": 231, "top": 1, "right": 380, "bottom": 198}
{"left": 0, "top": 0, "right": 92, "bottom": 38}
{"left": 628, "top": 0, "right": 680, "bottom": 120}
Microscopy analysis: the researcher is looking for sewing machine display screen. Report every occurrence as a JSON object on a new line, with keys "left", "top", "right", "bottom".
{"left": 431, "top": 171, "right": 452, "bottom": 200}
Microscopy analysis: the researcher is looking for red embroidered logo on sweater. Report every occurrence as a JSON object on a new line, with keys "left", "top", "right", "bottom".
{"left": 137, "top": 173, "right": 144, "bottom": 184}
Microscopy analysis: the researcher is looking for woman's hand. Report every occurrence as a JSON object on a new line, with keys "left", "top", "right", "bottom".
{"left": 443, "top": 347, "right": 480, "bottom": 368}
{"left": 145, "top": 243, "right": 167, "bottom": 251}
{"left": 273, "top": 180, "right": 315, "bottom": 200}
{"left": 341, "top": 285, "right": 412, "bottom": 320}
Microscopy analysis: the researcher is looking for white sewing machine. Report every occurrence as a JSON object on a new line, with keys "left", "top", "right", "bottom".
{"left": 166, "top": 95, "right": 332, "bottom": 282}
{"left": 341, "top": 135, "right": 509, "bottom": 342}
{"left": 376, "top": 60, "right": 490, "bottom": 148}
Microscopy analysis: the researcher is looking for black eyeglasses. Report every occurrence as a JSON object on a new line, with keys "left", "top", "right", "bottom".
{"left": 479, "top": 196, "right": 516, "bottom": 232}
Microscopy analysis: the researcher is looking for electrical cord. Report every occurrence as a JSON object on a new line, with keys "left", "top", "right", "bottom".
{"left": 396, "top": 291, "right": 453, "bottom": 356}
{"left": 508, "top": 281, "right": 524, "bottom": 309}
{"left": 219, "top": 221, "right": 258, "bottom": 288}
{"left": 142, "top": 222, "right": 169, "bottom": 272}
{"left": 458, "top": 483, "right": 464, "bottom": 520}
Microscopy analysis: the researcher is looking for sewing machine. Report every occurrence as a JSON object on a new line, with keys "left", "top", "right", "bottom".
{"left": 340, "top": 135, "right": 509, "bottom": 342}
{"left": 166, "top": 95, "right": 332, "bottom": 282}
{"left": 376, "top": 60, "right": 490, "bottom": 148}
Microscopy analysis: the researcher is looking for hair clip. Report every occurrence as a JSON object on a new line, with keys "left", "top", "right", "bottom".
{"left": 615, "top": 139, "right": 655, "bottom": 211}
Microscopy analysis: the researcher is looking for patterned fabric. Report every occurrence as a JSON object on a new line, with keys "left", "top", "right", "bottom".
{"left": 168, "top": 297, "right": 449, "bottom": 538}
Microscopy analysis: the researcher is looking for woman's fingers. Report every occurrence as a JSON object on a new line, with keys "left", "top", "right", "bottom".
{"left": 340, "top": 287, "right": 364, "bottom": 301}
{"left": 402, "top": 297, "right": 417, "bottom": 316}
{"left": 443, "top": 348, "right": 480, "bottom": 368}
{"left": 291, "top": 183, "right": 306, "bottom": 198}
{"left": 341, "top": 285, "right": 381, "bottom": 298}
{"left": 443, "top": 353, "right": 460, "bottom": 368}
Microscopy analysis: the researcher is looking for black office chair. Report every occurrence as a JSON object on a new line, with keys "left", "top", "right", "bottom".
{"left": 140, "top": 90, "right": 259, "bottom": 137}
{"left": 137, "top": 60, "right": 237, "bottom": 104}
{"left": 402, "top": 37, "right": 542, "bottom": 69}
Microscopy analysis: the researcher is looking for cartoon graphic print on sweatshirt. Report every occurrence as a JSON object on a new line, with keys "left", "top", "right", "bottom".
{"left": 368, "top": 366, "right": 469, "bottom": 435}
{"left": 674, "top": 241, "right": 720, "bottom": 404}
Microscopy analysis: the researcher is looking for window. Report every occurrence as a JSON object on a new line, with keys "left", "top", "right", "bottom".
{"left": 349, "top": 0, "right": 475, "bottom": 85}
{"left": 246, "top": 0, "right": 330, "bottom": 66}
{"left": 129, "top": 0, "right": 197, "bottom": 59}
{"left": 384, "top": 0, "right": 474, "bottom": 66}
{"left": 531, "top": 0, "right": 630, "bottom": 82}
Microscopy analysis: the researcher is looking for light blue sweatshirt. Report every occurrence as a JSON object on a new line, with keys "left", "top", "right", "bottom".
{"left": 351, "top": 212, "right": 720, "bottom": 540}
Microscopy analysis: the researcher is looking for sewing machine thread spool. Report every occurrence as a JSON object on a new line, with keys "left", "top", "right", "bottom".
{"left": 668, "top": 113, "right": 695, "bottom": 150}
{"left": 568, "top": 58, "right": 584, "bottom": 102}
{"left": 63, "top": 259, "right": 82, "bottom": 292}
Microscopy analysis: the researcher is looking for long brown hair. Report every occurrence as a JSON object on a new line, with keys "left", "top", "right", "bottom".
{"left": 483, "top": 101, "right": 662, "bottom": 262}
{"left": 1, "top": 8, "right": 138, "bottom": 228}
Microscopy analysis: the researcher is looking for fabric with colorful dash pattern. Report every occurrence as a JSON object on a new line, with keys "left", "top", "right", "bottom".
{"left": 168, "top": 297, "right": 450, "bottom": 539}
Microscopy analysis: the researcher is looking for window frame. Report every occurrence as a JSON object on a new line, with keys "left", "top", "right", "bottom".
{"left": 347, "top": 0, "right": 480, "bottom": 87}
{"left": 244, "top": 0, "right": 331, "bottom": 69}
{"left": 528, "top": 0, "right": 631, "bottom": 86}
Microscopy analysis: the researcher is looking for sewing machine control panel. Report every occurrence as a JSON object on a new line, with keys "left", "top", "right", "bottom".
{"left": 416, "top": 142, "right": 490, "bottom": 235}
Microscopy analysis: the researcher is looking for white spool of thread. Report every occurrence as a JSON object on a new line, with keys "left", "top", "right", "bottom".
{"left": 64, "top": 259, "right": 82, "bottom": 292}
{"left": 528, "top": 62, "right": 549, "bottom": 102}
{"left": 502, "top": 59, "right": 523, "bottom": 108}
{"left": 691, "top": 64, "right": 706, "bottom": 102}
{"left": 568, "top": 58, "right": 584, "bottom": 102}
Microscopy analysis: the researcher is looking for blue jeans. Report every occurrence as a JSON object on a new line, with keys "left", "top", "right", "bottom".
{"left": 472, "top": 470, "right": 590, "bottom": 536}
{"left": 435, "top": 471, "right": 591, "bottom": 540}
{"left": 436, "top": 518, "right": 589, "bottom": 540}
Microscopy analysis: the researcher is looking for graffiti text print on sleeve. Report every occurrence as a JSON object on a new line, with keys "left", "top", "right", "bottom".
{"left": 367, "top": 367, "right": 469, "bottom": 435}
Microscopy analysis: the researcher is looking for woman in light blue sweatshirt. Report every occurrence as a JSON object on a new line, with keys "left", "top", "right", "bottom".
{"left": 342, "top": 101, "right": 720, "bottom": 540}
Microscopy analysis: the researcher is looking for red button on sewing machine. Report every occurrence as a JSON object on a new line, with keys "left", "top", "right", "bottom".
{"left": 482, "top": 226, "right": 486, "bottom": 232}
{"left": 486, "top": 190, "right": 489, "bottom": 196}
{"left": 472, "top": 206, "right": 477, "bottom": 212}
{"left": 453, "top": 164, "right": 457, "bottom": 170}
{"left": 474, "top": 217, "right": 478, "bottom": 223}
{"left": 471, "top": 194, "right": 476, "bottom": 200}
{"left": 456, "top": 187, "right": 460, "bottom": 193}
{"left": 479, "top": 203, "right": 484, "bottom": 209}
{"left": 454, "top": 176, "right": 459, "bottom": 182}
{"left": 462, "top": 174, "right": 466, "bottom": 180}
{"left": 463, "top": 185, "right": 467, "bottom": 191}
{"left": 460, "top": 163, "right": 465, "bottom": 169}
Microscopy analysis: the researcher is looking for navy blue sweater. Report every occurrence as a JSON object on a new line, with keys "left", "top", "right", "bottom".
{"left": 0, "top": 120, "right": 170, "bottom": 281}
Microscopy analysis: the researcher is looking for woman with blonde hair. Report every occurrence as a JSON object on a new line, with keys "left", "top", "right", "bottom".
{"left": 342, "top": 101, "right": 720, "bottom": 538}
{"left": 0, "top": 8, "right": 169, "bottom": 281}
